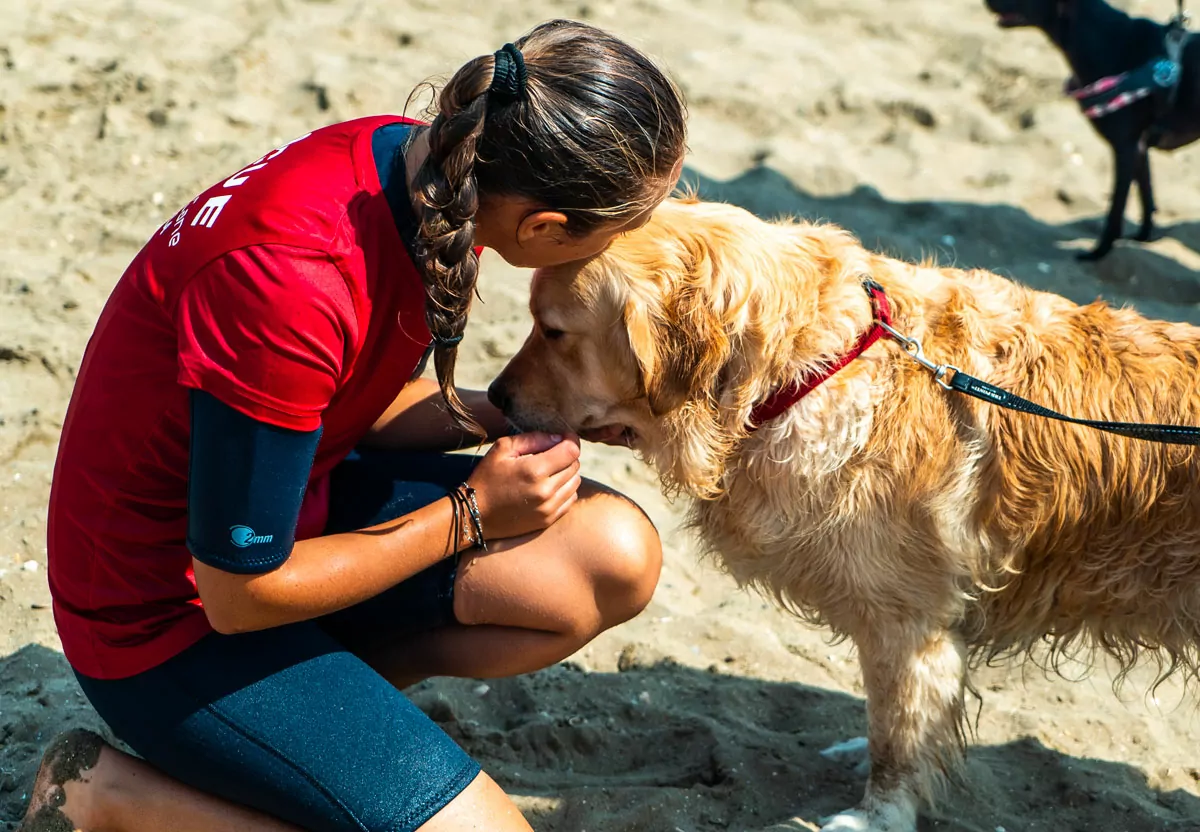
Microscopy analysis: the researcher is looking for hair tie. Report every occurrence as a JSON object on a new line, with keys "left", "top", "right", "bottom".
{"left": 432, "top": 333, "right": 464, "bottom": 348}
{"left": 489, "top": 43, "right": 527, "bottom": 103}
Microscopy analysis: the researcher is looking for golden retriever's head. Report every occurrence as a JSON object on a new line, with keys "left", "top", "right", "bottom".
{"left": 488, "top": 198, "right": 866, "bottom": 498}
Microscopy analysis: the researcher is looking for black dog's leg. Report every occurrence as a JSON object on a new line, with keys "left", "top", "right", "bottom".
{"left": 1132, "top": 143, "right": 1156, "bottom": 242}
{"left": 1079, "top": 142, "right": 1138, "bottom": 261}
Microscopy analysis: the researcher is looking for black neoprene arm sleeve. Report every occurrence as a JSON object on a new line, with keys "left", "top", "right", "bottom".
{"left": 186, "top": 389, "right": 323, "bottom": 574}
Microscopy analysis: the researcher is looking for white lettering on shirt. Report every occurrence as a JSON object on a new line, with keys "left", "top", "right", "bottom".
{"left": 163, "top": 132, "right": 313, "bottom": 247}
{"left": 191, "top": 195, "right": 233, "bottom": 229}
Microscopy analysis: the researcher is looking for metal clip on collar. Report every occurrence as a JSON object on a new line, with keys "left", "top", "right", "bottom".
{"left": 875, "top": 320, "right": 960, "bottom": 390}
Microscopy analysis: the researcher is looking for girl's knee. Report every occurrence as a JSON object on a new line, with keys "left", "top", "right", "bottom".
{"left": 577, "top": 490, "right": 662, "bottom": 627}
{"left": 453, "top": 485, "right": 661, "bottom": 639}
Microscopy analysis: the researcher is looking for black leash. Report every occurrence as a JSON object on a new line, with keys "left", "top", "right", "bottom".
{"left": 944, "top": 369, "right": 1200, "bottom": 446}
{"left": 869, "top": 286, "right": 1200, "bottom": 447}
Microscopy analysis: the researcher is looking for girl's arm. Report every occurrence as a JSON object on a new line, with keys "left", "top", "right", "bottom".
{"left": 187, "top": 389, "right": 577, "bottom": 635}
{"left": 185, "top": 387, "right": 467, "bottom": 633}
{"left": 194, "top": 497, "right": 460, "bottom": 634}
{"left": 363, "top": 377, "right": 513, "bottom": 449}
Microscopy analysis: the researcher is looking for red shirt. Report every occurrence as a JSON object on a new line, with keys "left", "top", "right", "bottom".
{"left": 49, "top": 116, "right": 432, "bottom": 680}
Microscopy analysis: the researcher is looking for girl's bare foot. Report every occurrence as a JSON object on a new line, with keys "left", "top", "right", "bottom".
{"left": 18, "top": 729, "right": 107, "bottom": 832}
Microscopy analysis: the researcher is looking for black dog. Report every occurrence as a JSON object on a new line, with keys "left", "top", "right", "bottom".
{"left": 985, "top": 0, "right": 1200, "bottom": 260}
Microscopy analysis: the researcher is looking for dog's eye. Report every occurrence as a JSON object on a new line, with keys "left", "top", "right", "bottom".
{"left": 542, "top": 327, "right": 566, "bottom": 341}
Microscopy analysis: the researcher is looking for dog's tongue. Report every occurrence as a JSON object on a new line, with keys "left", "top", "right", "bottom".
{"left": 580, "top": 424, "right": 630, "bottom": 446}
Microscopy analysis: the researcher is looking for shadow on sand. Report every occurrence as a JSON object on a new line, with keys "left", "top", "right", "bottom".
{"left": 681, "top": 164, "right": 1200, "bottom": 324}
{"left": 3, "top": 644, "right": 1197, "bottom": 832}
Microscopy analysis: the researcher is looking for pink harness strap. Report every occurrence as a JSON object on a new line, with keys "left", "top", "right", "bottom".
{"left": 1066, "top": 72, "right": 1155, "bottom": 120}
{"left": 1066, "top": 73, "right": 1127, "bottom": 100}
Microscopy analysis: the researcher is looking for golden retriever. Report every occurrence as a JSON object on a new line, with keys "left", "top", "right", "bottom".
{"left": 486, "top": 197, "right": 1200, "bottom": 832}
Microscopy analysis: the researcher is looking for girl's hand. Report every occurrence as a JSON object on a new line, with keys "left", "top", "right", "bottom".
{"left": 466, "top": 432, "right": 582, "bottom": 541}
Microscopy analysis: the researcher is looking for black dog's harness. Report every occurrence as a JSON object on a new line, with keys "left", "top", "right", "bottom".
{"left": 1065, "top": 2, "right": 1191, "bottom": 128}
{"left": 750, "top": 281, "right": 1200, "bottom": 446}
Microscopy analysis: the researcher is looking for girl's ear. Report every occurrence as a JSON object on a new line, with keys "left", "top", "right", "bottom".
{"left": 516, "top": 210, "right": 571, "bottom": 245}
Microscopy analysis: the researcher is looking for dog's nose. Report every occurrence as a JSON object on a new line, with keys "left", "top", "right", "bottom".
{"left": 487, "top": 379, "right": 512, "bottom": 413}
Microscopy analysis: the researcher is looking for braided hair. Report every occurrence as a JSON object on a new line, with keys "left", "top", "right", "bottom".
{"left": 410, "top": 20, "right": 687, "bottom": 435}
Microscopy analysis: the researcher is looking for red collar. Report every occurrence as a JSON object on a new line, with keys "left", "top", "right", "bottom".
{"left": 747, "top": 280, "right": 893, "bottom": 431}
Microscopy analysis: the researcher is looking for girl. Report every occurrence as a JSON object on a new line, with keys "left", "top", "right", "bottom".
{"left": 22, "top": 19, "right": 686, "bottom": 832}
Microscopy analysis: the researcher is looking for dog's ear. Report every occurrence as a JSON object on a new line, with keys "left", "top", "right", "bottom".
{"left": 619, "top": 227, "right": 745, "bottom": 500}
{"left": 624, "top": 272, "right": 731, "bottom": 416}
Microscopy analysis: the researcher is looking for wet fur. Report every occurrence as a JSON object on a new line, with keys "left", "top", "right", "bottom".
{"left": 491, "top": 198, "right": 1200, "bottom": 830}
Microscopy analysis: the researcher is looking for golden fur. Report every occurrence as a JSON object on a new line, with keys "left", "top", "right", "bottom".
{"left": 489, "top": 197, "right": 1200, "bottom": 832}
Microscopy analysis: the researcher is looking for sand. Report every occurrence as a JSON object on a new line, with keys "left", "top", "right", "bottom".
{"left": 2, "top": 0, "right": 1200, "bottom": 829}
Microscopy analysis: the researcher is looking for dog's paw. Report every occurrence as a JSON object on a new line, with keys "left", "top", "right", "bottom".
{"left": 819, "top": 798, "right": 917, "bottom": 832}
{"left": 1131, "top": 225, "right": 1155, "bottom": 243}
{"left": 819, "top": 810, "right": 872, "bottom": 832}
